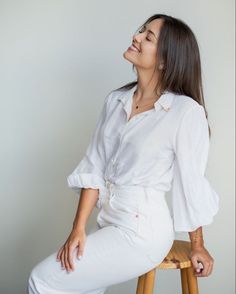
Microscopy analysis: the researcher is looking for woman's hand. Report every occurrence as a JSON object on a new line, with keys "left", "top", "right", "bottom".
{"left": 56, "top": 228, "right": 87, "bottom": 273}
{"left": 189, "top": 245, "right": 215, "bottom": 277}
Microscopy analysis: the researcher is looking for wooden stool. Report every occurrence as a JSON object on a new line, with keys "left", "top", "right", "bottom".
{"left": 136, "top": 240, "right": 199, "bottom": 294}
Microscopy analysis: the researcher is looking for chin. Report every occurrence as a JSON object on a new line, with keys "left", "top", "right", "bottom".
{"left": 123, "top": 50, "right": 136, "bottom": 64}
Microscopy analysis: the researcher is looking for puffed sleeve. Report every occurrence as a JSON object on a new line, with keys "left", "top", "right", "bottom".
{"left": 171, "top": 104, "right": 220, "bottom": 232}
{"left": 67, "top": 91, "right": 112, "bottom": 203}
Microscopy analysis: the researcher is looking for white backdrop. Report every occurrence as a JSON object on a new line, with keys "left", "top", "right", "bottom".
{"left": 0, "top": 0, "right": 234, "bottom": 293}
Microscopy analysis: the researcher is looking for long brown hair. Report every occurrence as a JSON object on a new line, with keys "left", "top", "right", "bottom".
{"left": 114, "top": 14, "right": 211, "bottom": 138}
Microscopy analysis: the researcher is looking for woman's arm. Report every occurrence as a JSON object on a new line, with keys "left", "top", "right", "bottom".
{"left": 188, "top": 226, "right": 215, "bottom": 277}
{"left": 56, "top": 188, "right": 99, "bottom": 273}
{"left": 170, "top": 105, "right": 218, "bottom": 277}
{"left": 188, "top": 226, "right": 204, "bottom": 249}
{"left": 72, "top": 188, "right": 99, "bottom": 231}
{"left": 58, "top": 91, "right": 114, "bottom": 273}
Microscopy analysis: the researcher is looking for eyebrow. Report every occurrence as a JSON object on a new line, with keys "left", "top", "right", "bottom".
{"left": 143, "top": 25, "right": 158, "bottom": 40}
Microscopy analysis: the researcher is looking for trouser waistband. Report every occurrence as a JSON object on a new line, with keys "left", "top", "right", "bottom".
{"left": 100, "top": 180, "right": 166, "bottom": 199}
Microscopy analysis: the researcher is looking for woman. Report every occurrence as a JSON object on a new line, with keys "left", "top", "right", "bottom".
{"left": 28, "top": 14, "right": 219, "bottom": 293}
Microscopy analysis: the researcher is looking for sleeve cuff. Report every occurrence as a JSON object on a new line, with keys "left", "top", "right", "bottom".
{"left": 67, "top": 172, "right": 105, "bottom": 190}
{"left": 172, "top": 199, "right": 220, "bottom": 233}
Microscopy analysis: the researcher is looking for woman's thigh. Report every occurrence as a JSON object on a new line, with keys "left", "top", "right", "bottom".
{"left": 28, "top": 225, "right": 161, "bottom": 294}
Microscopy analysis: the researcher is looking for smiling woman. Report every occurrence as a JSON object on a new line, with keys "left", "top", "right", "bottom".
{"left": 128, "top": 24, "right": 159, "bottom": 52}
{"left": 28, "top": 13, "right": 219, "bottom": 294}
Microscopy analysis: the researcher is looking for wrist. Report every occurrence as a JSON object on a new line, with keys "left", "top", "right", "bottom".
{"left": 72, "top": 221, "right": 86, "bottom": 232}
{"left": 188, "top": 226, "right": 204, "bottom": 250}
{"left": 191, "top": 241, "right": 204, "bottom": 250}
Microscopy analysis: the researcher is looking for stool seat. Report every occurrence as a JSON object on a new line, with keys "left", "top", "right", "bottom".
{"left": 157, "top": 239, "right": 192, "bottom": 269}
{"left": 136, "top": 239, "right": 199, "bottom": 294}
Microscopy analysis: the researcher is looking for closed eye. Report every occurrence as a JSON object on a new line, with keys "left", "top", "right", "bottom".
{"left": 138, "top": 29, "right": 152, "bottom": 41}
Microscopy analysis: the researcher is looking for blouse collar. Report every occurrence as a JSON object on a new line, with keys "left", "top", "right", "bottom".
{"left": 117, "top": 83, "right": 175, "bottom": 113}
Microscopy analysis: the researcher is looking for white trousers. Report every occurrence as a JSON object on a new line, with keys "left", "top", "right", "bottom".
{"left": 28, "top": 183, "right": 175, "bottom": 294}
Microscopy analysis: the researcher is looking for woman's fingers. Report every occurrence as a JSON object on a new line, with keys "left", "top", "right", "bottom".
{"left": 194, "top": 261, "right": 212, "bottom": 277}
{"left": 200, "top": 261, "right": 209, "bottom": 276}
{"left": 56, "top": 246, "right": 63, "bottom": 261}
{"left": 68, "top": 245, "right": 75, "bottom": 271}
{"left": 206, "top": 259, "right": 214, "bottom": 276}
{"left": 57, "top": 230, "right": 86, "bottom": 272}
{"left": 61, "top": 250, "right": 65, "bottom": 269}
{"left": 64, "top": 246, "right": 71, "bottom": 272}
{"left": 62, "top": 244, "right": 75, "bottom": 272}
{"left": 191, "top": 255, "right": 201, "bottom": 274}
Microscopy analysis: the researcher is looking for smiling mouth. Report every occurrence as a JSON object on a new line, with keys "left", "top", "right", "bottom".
{"left": 128, "top": 44, "right": 140, "bottom": 53}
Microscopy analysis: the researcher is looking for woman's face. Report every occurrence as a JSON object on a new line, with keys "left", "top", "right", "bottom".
{"left": 123, "top": 19, "right": 164, "bottom": 70}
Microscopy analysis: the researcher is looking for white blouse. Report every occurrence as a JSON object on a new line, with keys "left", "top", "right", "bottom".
{"left": 67, "top": 83, "right": 220, "bottom": 232}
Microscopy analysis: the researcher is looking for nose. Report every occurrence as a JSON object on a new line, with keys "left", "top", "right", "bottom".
{"left": 133, "top": 35, "right": 139, "bottom": 44}
{"left": 133, "top": 32, "right": 141, "bottom": 44}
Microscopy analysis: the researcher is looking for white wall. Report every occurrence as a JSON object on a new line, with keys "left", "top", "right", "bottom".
{"left": 0, "top": 0, "right": 234, "bottom": 293}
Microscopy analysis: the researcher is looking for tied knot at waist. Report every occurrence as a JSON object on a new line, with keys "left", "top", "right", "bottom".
{"left": 99, "top": 180, "right": 166, "bottom": 202}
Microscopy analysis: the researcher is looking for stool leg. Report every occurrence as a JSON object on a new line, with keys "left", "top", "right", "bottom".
{"left": 143, "top": 269, "right": 156, "bottom": 294}
{"left": 136, "top": 274, "right": 145, "bottom": 294}
{"left": 180, "top": 268, "right": 189, "bottom": 294}
{"left": 186, "top": 266, "right": 199, "bottom": 294}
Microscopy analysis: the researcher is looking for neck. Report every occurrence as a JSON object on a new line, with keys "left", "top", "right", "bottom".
{"left": 135, "top": 68, "right": 162, "bottom": 103}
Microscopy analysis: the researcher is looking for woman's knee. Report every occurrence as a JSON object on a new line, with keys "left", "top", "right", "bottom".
{"left": 27, "top": 254, "right": 57, "bottom": 293}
